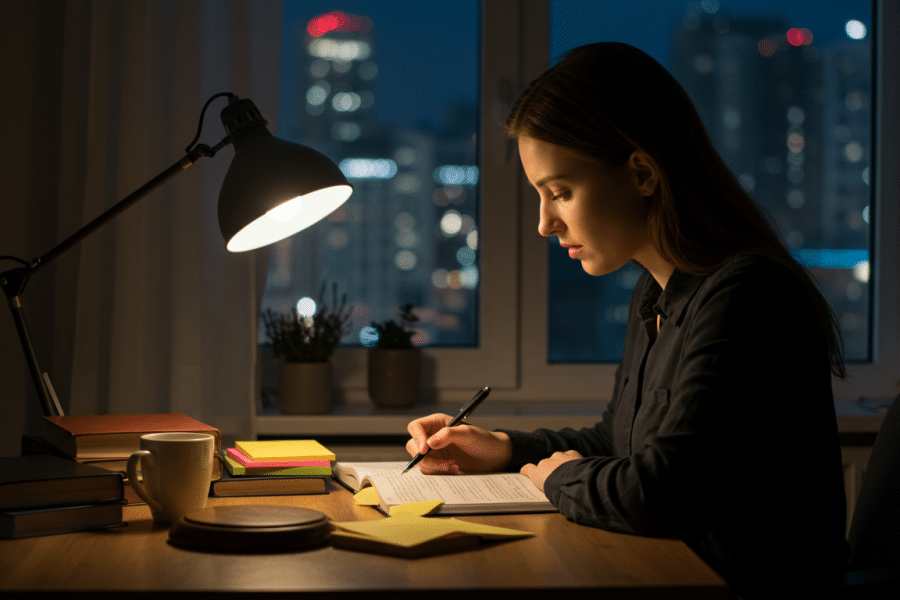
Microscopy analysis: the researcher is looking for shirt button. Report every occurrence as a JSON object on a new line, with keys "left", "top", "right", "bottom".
{"left": 653, "top": 304, "right": 666, "bottom": 317}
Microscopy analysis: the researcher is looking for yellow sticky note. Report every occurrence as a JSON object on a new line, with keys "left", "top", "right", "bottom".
{"left": 235, "top": 440, "right": 336, "bottom": 461}
{"left": 331, "top": 501, "right": 533, "bottom": 550}
{"left": 388, "top": 500, "right": 444, "bottom": 517}
{"left": 353, "top": 487, "right": 381, "bottom": 506}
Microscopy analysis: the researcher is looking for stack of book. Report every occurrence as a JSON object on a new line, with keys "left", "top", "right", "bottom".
{"left": 22, "top": 413, "right": 222, "bottom": 505}
{"left": 212, "top": 440, "right": 335, "bottom": 497}
{"left": 0, "top": 455, "right": 126, "bottom": 538}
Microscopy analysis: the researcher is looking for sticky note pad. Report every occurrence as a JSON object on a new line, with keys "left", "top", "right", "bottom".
{"left": 235, "top": 440, "right": 336, "bottom": 461}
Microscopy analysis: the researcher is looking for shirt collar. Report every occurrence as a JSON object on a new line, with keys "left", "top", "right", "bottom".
{"left": 638, "top": 268, "right": 707, "bottom": 324}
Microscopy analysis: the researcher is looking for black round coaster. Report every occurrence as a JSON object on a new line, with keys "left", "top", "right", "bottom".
{"left": 168, "top": 505, "right": 331, "bottom": 552}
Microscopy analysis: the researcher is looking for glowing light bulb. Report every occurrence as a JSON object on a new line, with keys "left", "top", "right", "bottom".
{"left": 267, "top": 198, "right": 304, "bottom": 222}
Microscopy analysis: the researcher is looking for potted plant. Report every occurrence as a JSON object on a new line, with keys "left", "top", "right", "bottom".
{"left": 260, "top": 283, "right": 351, "bottom": 414}
{"left": 367, "top": 304, "right": 422, "bottom": 408}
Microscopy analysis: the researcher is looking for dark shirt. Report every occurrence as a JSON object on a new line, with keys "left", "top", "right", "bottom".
{"left": 502, "top": 255, "right": 849, "bottom": 598}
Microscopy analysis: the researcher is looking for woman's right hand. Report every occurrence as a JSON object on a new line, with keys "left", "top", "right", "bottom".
{"left": 406, "top": 413, "right": 512, "bottom": 475}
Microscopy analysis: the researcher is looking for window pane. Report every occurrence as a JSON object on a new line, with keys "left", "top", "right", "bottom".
{"left": 263, "top": 1, "right": 480, "bottom": 347}
{"left": 549, "top": 0, "right": 873, "bottom": 362}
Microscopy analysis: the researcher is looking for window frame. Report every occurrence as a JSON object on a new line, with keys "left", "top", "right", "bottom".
{"left": 326, "top": 0, "right": 524, "bottom": 403}
{"left": 301, "top": 0, "right": 899, "bottom": 405}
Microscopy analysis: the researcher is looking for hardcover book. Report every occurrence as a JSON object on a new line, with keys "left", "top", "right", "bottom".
{"left": 0, "top": 501, "right": 125, "bottom": 539}
{"left": 210, "top": 468, "right": 328, "bottom": 497}
{"left": 41, "top": 413, "right": 221, "bottom": 460}
{"left": 0, "top": 455, "right": 124, "bottom": 511}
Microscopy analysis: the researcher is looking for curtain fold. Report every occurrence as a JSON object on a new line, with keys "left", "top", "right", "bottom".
{"left": 54, "top": 0, "right": 283, "bottom": 440}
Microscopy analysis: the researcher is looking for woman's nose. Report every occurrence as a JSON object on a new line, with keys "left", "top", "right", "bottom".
{"left": 538, "top": 203, "right": 563, "bottom": 237}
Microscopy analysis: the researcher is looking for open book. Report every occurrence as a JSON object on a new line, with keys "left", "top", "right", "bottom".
{"left": 332, "top": 461, "right": 557, "bottom": 515}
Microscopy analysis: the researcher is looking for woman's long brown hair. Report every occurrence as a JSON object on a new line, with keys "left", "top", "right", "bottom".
{"left": 506, "top": 42, "right": 845, "bottom": 377}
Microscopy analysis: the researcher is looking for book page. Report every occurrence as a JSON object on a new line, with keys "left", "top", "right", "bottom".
{"left": 345, "top": 462, "right": 549, "bottom": 507}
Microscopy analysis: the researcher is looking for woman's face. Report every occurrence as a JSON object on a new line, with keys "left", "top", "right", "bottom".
{"left": 518, "top": 136, "right": 660, "bottom": 278}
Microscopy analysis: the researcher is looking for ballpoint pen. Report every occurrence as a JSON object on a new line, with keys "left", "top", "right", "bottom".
{"left": 401, "top": 386, "right": 491, "bottom": 474}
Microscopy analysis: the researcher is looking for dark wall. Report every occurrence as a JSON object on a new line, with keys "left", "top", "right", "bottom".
{"left": 0, "top": 1, "right": 68, "bottom": 455}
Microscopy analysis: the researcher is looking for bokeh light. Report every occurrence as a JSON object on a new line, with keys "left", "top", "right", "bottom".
{"left": 843, "top": 141, "right": 864, "bottom": 163}
{"left": 395, "top": 250, "right": 417, "bottom": 270}
{"left": 440, "top": 210, "right": 463, "bottom": 236}
{"left": 307, "top": 11, "right": 372, "bottom": 37}
{"left": 757, "top": 38, "right": 776, "bottom": 57}
{"left": 339, "top": 158, "right": 397, "bottom": 180}
{"left": 853, "top": 261, "right": 870, "bottom": 284}
{"left": 845, "top": 20, "right": 867, "bottom": 40}
{"left": 786, "top": 28, "right": 813, "bottom": 47}
{"left": 296, "top": 297, "right": 317, "bottom": 318}
{"left": 456, "top": 246, "right": 476, "bottom": 266}
{"left": 359, "top": 325, "right": 379, "bottom": 347}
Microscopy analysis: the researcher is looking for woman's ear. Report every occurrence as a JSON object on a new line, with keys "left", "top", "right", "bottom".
{"left": 628, "top": 151, "right": 659, "bottom": 197}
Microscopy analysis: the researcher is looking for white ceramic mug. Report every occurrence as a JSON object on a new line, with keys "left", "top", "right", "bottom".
{"left": 126, "top": 432, "right": 215, "bottom": 524}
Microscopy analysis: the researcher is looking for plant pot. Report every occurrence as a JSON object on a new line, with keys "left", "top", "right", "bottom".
{"left": 368, "top": 348, "right": 421, "bottom": 408}
{"left": 278, "top": 361, "right": 333, "bottom": 414}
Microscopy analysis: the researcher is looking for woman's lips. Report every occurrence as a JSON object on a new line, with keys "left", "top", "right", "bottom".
{"left": 561, "top": 244, "right": 582, "bottom": 259}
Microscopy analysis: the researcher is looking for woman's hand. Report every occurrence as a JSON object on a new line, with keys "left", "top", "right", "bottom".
{"left": 520, "top": 450, "right": 583, "bottom": 491}
{"left": 406, "top": 413, "right": 512, "bottom": 474}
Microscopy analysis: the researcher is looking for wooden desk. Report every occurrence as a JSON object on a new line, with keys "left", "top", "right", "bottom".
{"left": 0, "top": 481, "right": 728, "bottom": 599}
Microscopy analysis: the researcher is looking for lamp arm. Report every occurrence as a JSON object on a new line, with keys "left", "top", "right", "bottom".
{"left": 0, "top": 143, "right": 220, "bottom": 416}
{"left": 4, "top": 296, "right": 56, "bottom": 416}
{"left": 32, "top": 144, "right": 215, "bottom": 279}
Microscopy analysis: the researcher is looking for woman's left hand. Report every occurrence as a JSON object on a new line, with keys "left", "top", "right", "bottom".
{"left": 520, "top": 450, "right": 583, "bottom": 491}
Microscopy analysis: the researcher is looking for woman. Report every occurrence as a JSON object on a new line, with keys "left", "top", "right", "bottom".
{"left": 406, "top": 43, "right": 849, "bottom": 599}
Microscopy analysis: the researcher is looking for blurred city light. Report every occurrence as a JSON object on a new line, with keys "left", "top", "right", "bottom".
{"left": 307, "top": 11, "right": 372, "bottom": 37}
{"left": 845, "top": 20, "right": 867, "bottom": 40}
{"left": 308, "top": 38, "right": 371, "bottom": 61}
{"left": 296, "top": 297, "right": 316, "bottom": 318}
{"left": 359, "top": 325, "right": 379, "bottom": 347}
{"left": 440, "top": 210, "right": 463, "bottom": 236}
{"left": 339, "top": 158, "right": 397, "bottom": 180}
{"left": 786, "top": 27, "right": 813, "bottom": 47}
{"left": 433, "top": 165, "right": 479, "bottom": 185}
{"left": 757, "top": 38, "right": 776, "bottom": 57}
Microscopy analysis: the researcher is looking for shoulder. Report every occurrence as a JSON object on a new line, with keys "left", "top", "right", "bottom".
{"left": 697, "top": 253, "right": 807, "bottom": 300}
{"left": 685, "top": 253, "right": 818, "bottom": 334}
{"left": 709, "top": 253, "right": 798, "bottom": 282}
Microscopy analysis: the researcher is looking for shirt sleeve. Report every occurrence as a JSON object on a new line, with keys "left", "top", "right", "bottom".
{"left": 500, "top": 362, "right": 622, "bottom": 470}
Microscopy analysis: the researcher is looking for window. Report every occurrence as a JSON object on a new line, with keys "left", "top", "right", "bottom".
{"left": 263, "top": 1, "right": 518, "bottom": 402}
{"left": 269, "top": 1, "right": 480, "bottom": 349}
{"left": 263, "top": 1, "right": 899, "bottom": 405}
{"left": 547, "top": 0, "right": 875, "bottom": 364}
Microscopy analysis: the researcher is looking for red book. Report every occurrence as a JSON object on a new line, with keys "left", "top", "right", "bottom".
{"left": 41, "top": 413, "right": 221, "bottom": 460}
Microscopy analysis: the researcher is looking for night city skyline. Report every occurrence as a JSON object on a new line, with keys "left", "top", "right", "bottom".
{"left": 264, "top": 0, "right": 874, "bottom": 362}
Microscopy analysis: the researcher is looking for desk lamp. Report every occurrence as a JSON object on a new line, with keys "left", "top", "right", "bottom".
{"left": 1, "top": 92, "right": 353, "bottom": 417}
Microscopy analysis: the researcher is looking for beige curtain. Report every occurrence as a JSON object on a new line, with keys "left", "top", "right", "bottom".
{"left": 24, "top": 0, "right": 282, "bottom": 442}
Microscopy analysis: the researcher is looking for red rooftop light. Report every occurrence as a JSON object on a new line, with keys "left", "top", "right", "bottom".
{"left": 307, "top": 10, "right": 372, "bottom": 37}
{"left": 786, "top": 27, "right": 813, "bottom": 47}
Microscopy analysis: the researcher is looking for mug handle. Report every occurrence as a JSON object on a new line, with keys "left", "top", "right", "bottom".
{"left": 126, "top": 450, "right": 164, "bottom": 513}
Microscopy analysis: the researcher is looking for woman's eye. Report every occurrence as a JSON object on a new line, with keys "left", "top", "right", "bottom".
{"left": 551, "top": 192, "right": 569, "bottom": 201}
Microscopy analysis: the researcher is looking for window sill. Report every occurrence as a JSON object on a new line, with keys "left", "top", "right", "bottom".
{"left": 255, "top": 399, "right": 608, "bottom": 437}
{"left": 254, "top": 399, "right": 886, "bottom": 437}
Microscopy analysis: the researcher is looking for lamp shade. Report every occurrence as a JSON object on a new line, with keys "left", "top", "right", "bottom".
{"left": 217, "top": 99, "right": 353, "bottom": 252}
